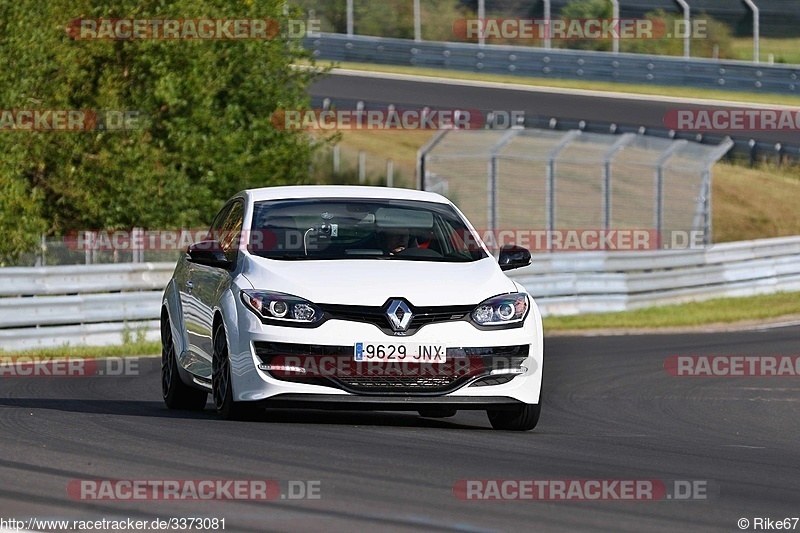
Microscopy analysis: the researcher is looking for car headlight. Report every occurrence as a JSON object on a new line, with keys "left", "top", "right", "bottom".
{"left": 241, "top": 290, "right": 323, "bottom": 324}
{"left": 471, "top": 293, "right": 528, "bottom": 326}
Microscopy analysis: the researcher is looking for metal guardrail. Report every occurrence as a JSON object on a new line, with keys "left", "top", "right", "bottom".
{"left": 304, "top": 33, "right": 800, "bottom": 95}
{"left": 0, "top": 263, "right": 172, "bottom": 351}
{"left": 515, "top": 236, "right": 800, "bottom": 315}
{"left": 0, "top": 263, "right": 170, "bottom": 297}
{"left": 1, "top": 236, "right": 799, "bottom": 350}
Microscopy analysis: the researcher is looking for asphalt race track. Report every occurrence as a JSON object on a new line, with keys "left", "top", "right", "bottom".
{"left": 309, "top": 72, "right": 799, "bottom": 146}
{"left": 0, "top": 327, "right": 798, "bottom": 532}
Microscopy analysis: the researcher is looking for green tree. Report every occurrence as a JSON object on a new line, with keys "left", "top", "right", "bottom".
{"left": 0, "top": 0, "right": 326, "bottom": 261}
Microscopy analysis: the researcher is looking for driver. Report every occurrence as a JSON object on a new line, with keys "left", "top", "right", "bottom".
{"left": 380, "top": 227, "right": 411, "bottom": 255}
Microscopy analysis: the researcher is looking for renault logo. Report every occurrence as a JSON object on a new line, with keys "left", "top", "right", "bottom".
{"left": 386, "top": 300, "right": 413, "bottom": 332}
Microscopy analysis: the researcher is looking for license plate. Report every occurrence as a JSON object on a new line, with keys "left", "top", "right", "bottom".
{"left": 354, "top": 342, "right": 446, "bottom": 363}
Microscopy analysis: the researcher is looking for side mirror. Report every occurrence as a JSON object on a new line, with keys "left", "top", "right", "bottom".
{"left": 498, "top": 244, "right": 531, "bottom": 271}
{"left": 187, "top": 241, "right": 233, "bottom": 270}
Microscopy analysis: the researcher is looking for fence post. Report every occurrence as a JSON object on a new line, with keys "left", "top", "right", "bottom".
{"left": 346, "top": 0, "right": 354, "bottom": 37}
{"left": 478, "top": 0, "right": 485, "bottom": 47}
{"left": 487, "top": 130, "right": 520, "bottom": 239}
{"left": 543, "top": 0, "right": 552, "bottom": 50}
{"left": 702, "top": 169, "right": 712, "bottom": 245}
{"left": 333, "top": 144, "right": 340, "bottom": 175}
{"left": 743, "top": 0, "right": 760, "bottom": 63}
{"left": 675, "top": 0, "right": 691, "bottom": 58}
{"left": 611, "top": 0, "right": 620, "bottom": 54}
{"left": 699, "top": 137, "right": 734, "bottom": 245}
{"left": 84, "top": 231, "right": 93, "bottom": 265}
{"left": 416, "top": 129, "right": 449, "bottom": 190}
{"left": 386, "top": 159, "right": 394, "bottom": 187}
{"left": 654, "top": 140, "right": 687, "bottom": 248}
{"left": 602, "top": 134, "right": 636, "bottom": 231}
{"left": 546, "top": 131, "right": 581, "bottom": 249}
{"left": 358, "top": 151, "right": 366, "bottom": 184}
{"left": 39, "top": 234, "right": 46, "bottom": 267}
{"left": 413, "top": 0, "right": 421, "bottom": 42}
{"left": 133, "top": 227, "right": 144, "bottom": 263}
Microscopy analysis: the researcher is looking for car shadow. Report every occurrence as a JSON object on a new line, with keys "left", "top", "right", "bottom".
{"left": 0, "top": 397, "right": 491, "bottom": 429}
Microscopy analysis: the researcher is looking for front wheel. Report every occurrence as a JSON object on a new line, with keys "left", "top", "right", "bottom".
{"left": 212, "top": 322, "right": 260, "bottom": 420}
{"left": 161, "top": 313, "right": 207, "bottom": 410}
{"left": 487, "top": 403, "right": 541, "bottom": 431}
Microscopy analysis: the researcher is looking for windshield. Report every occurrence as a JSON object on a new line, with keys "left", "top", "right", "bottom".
{"left": 248, "top": 198, "right": 487, "bottom": 262}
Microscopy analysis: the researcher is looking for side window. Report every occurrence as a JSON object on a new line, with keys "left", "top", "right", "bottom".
{"left": 209, "top": 203, "right": 232, "bottom": 237}
{"left": 217, "top": 201, "right": 244, "bottom": 263}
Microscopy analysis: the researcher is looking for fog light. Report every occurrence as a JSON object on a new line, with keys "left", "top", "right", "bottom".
{"left": 490, "top": 367, "right": 525, "bottom": 375}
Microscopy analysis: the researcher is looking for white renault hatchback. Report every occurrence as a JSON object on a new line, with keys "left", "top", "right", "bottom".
{"left": 161, "top": 186, "right": 544, "bottom": 430}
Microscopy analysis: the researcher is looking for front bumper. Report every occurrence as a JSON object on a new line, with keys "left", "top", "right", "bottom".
{"left": 253, "top": 342, "right": 529, "bottom": 395}
{"left": 227, "top": 296, "right": 544, "bottom": 406}
{"left": 253, "top": 394, "right": 527, "bottom": 411}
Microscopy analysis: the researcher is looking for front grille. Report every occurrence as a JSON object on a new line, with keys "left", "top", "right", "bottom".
{"left": 254, "top": 342, "right": 528, "bottom": 395}
{"left": 337, "top": 375, "right": 459, "bottom": 391}
{"left": 318, "top": 302, "right": 474, "bottom": 336}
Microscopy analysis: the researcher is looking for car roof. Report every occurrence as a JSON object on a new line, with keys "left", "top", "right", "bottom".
{"left": 240, "top": 185, "right": 451, "bottom": 204}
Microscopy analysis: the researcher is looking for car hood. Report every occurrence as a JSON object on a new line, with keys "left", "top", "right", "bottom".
{"left": 241, "top": 255, "right": 517, "bottom": 307}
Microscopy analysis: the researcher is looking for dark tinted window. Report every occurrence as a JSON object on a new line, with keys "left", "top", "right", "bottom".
{"left": 218, "top": 201, "right": 244, "bottom": 263}
{"left": 248, "top": 198, "right": 487, "bottom": 262}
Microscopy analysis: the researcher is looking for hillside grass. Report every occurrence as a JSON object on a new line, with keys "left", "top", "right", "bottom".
{"left": 731, "top": 37, "right": 800, "bottom": 65}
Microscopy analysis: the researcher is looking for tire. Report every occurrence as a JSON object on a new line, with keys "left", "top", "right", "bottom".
{"left": 161, "top": 313, "right": 208, "bottom": 410}
{"left": 487, "top": 403, "right": 541, "bottom": 431}
{"left": 212, "top": 321, "right": 260, "bottom": 421}
{"left": 418, "top": 408, "right": 458, "bottom": 418}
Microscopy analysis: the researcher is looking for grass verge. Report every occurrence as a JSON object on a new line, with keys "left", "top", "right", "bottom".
{"left": 0, "top": 341, "right": 160, "bottom": 359}
{"left": 731, "top": 37, "right": 800, "bottom": 66}
{"left": 543, "top": 291, "right": 800, "bottom": 331}
{"left": 315, "top": 61, "right": 800, "bottom": 107}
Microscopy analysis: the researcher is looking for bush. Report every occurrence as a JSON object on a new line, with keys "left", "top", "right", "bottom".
{"left": 622, "top": 10, "right": 734, "bottom": 59}
{"left": 294, "top": 0, "right": 468, "bottom": 41}
{"left": 559, "top": 0, "right": 614, "bottom": 51}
